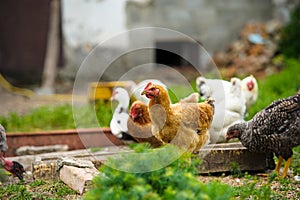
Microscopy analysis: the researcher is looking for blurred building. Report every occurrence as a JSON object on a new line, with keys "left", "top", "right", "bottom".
{"left": 0, "top": 0, "right": 298, "bottom": 85}
{"left": 0, "top": 0, "right": 63, "bottom": 85}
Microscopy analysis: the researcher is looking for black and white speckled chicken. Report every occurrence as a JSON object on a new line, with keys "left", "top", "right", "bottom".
{"left": 0, "top": 124, "right": 8, "bottom": 155}
{"left": 226, "top": 89, "right": 300, "bottom": 178}
{"left": 0, "top": 125, "right": 25, "bottom": 180}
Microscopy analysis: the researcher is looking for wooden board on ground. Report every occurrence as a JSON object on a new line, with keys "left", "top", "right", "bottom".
{"left": 199, "top": 142, "right": 267, "bottom": 174}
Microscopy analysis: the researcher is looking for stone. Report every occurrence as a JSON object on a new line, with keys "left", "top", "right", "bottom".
{"left": 16, "top": 145, "right": 69, "bottom": 156}
{"left": 59, "top": 165, "right": 100, "bottom": 194}
{"left": 57, "top": 157, "right": 95, "bottom": 170}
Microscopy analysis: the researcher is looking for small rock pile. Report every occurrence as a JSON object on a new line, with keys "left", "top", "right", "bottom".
{"left": 213, "top": 20, "right": 284, "bottom": 79}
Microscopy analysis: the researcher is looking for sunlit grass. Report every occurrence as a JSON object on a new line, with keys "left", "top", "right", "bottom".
{"left": 0, "top": 103, "right": 113, "bottom": 132}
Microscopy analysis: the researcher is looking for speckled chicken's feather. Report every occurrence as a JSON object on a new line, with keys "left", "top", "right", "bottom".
{"left": 0, "top": 125, "right": 7, "bottom": 154}
{"left": 250, "top": 92, "right": 300, "bottom": 137}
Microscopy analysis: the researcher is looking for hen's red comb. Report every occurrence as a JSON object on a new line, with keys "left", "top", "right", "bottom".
{"left": 144, "top": 82, "right": 153, "bottom": 90}
{"left": 132, "top": 103, "right": 137, "bottom": 110}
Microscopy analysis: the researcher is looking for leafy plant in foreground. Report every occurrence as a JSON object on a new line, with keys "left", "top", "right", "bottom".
{"left": 84, "top": 144, "right": 232, "bottom": 200}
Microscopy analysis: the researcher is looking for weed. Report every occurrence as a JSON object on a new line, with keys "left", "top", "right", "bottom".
{"left": 0, "top": 180, "right": 77, "bottom": 200}
{"left": 230, "top": 162, "right": 243, "bottom": 178}
{"left": 0, "top": 183, "right": 32, "bottom": 200}
{"left": 52, "top": 181, "right": 77, "bottom": 197}
{"left": 29, "top": 179, "right": 46, "bottom": 187}
{"left": 233, "top": 175, "right": 273, "bottom": 200}
{"left": 89, "top": 147, "right": 104, "bottom": 153}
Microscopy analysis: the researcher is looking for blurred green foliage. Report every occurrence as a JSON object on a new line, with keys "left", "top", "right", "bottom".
{"left": 247, "top": 58, "right": 300, "bottom": 119}
{"left": 278, "top": 3, "right": 300, "bottom": 59}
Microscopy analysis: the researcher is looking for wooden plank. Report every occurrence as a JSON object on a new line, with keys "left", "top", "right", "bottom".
{"left": 198, "top": 142, "right": 267, "bottom": 174}
{"left": 6, "top": 128, "right": 124, "bottom": 156}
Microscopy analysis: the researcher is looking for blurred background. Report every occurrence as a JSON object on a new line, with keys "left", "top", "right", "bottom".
{"left": 0, "top": 0, "right": 298, "bottom": 91}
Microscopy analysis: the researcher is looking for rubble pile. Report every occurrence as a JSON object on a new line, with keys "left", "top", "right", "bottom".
{"left": 213, "top": 20, "right": 284, "bottom": 79}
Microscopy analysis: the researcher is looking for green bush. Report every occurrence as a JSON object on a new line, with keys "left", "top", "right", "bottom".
{"left": 278, "top": 3, "right": 300, "bottom": 59}
{"left": 84, "top": 144, "right": 232, "bottom": 200}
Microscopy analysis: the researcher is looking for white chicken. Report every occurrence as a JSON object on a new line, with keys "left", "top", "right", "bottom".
{"left": 205, "top": 78, "right": 246, "bottom": 144}
{"left": 196, "top": 74, "right": 258, "bottom": 111}
{"left": 241, "top": 75, "right": 258, "bottom": 111}
{"left": 109, "top": 87, "right": 130, "bottom": 139}
{"left": 196, "top": 76, "right": 230, "bottom": 103}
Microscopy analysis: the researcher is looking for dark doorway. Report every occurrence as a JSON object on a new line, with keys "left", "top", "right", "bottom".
{"left": 155, "top": 40, "right": 200, "bottom": 67}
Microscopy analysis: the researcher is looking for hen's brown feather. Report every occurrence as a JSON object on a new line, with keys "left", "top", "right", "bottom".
{"left": 127, "top": 101, "right": 163, "bottom": 147}
{"left": 143, "top": 83, "right": 214, "bottom": 153}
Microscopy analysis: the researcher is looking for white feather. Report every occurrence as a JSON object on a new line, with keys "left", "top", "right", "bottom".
{"left": 196, "top": 76, "right": 247, "bottom": 143}
{"left": 110, "top": 88, "right": 130, "bottom": 138}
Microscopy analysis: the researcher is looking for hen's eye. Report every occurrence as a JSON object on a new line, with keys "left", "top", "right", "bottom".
{"left": 228, "top": 131, "right": 234, "bottom": 135}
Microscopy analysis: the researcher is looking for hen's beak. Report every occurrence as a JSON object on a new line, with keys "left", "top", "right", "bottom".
{"left": 16, "top": 173, "right": 24, "bottom": 180}
{"left": 141, "top": 90, "right": 147, "bottom": 95}
{"left": 110, "top": 91, "right": 117, "bottom": 101}
{"left": 225, "top": 134, "right": 230, "bottom": 143}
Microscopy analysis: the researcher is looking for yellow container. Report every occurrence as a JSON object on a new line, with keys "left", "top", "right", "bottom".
{"left": 88, "top": 81, "right": 130, "bottom": 101}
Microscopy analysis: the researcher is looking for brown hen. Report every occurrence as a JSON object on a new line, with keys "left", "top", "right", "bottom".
{"left": 141, "top": 82, "right": 214, "bottom": 153}
{"left": 127, "top": 101, "right": 163, "bottom": 147}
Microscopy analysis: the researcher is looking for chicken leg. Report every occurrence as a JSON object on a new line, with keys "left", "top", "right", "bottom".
{"left": 282, "top": 157, "right": 292, "bottom": 178}
{"left": 274, "top": 156, "right": 292, "bottom": 178}
{"left": 274, "top": 156, "right": 283, "bottom": 176}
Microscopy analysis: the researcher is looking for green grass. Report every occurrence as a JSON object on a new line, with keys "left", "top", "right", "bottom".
{"left": 0, "top": 103, "right": 113, "bottom": 132}
{"left": 0, "top": 180, "right": 77, "bottom": 200}
{"left": 232, "top": 174, "right": 273, "bottom": 200}
{"left": 232, "top": 172, "right": 300, "bottom": 199}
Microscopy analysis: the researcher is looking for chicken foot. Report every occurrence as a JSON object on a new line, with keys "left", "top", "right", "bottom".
{"left": 274, "top": 156, "right": 292, "bottom": 178}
